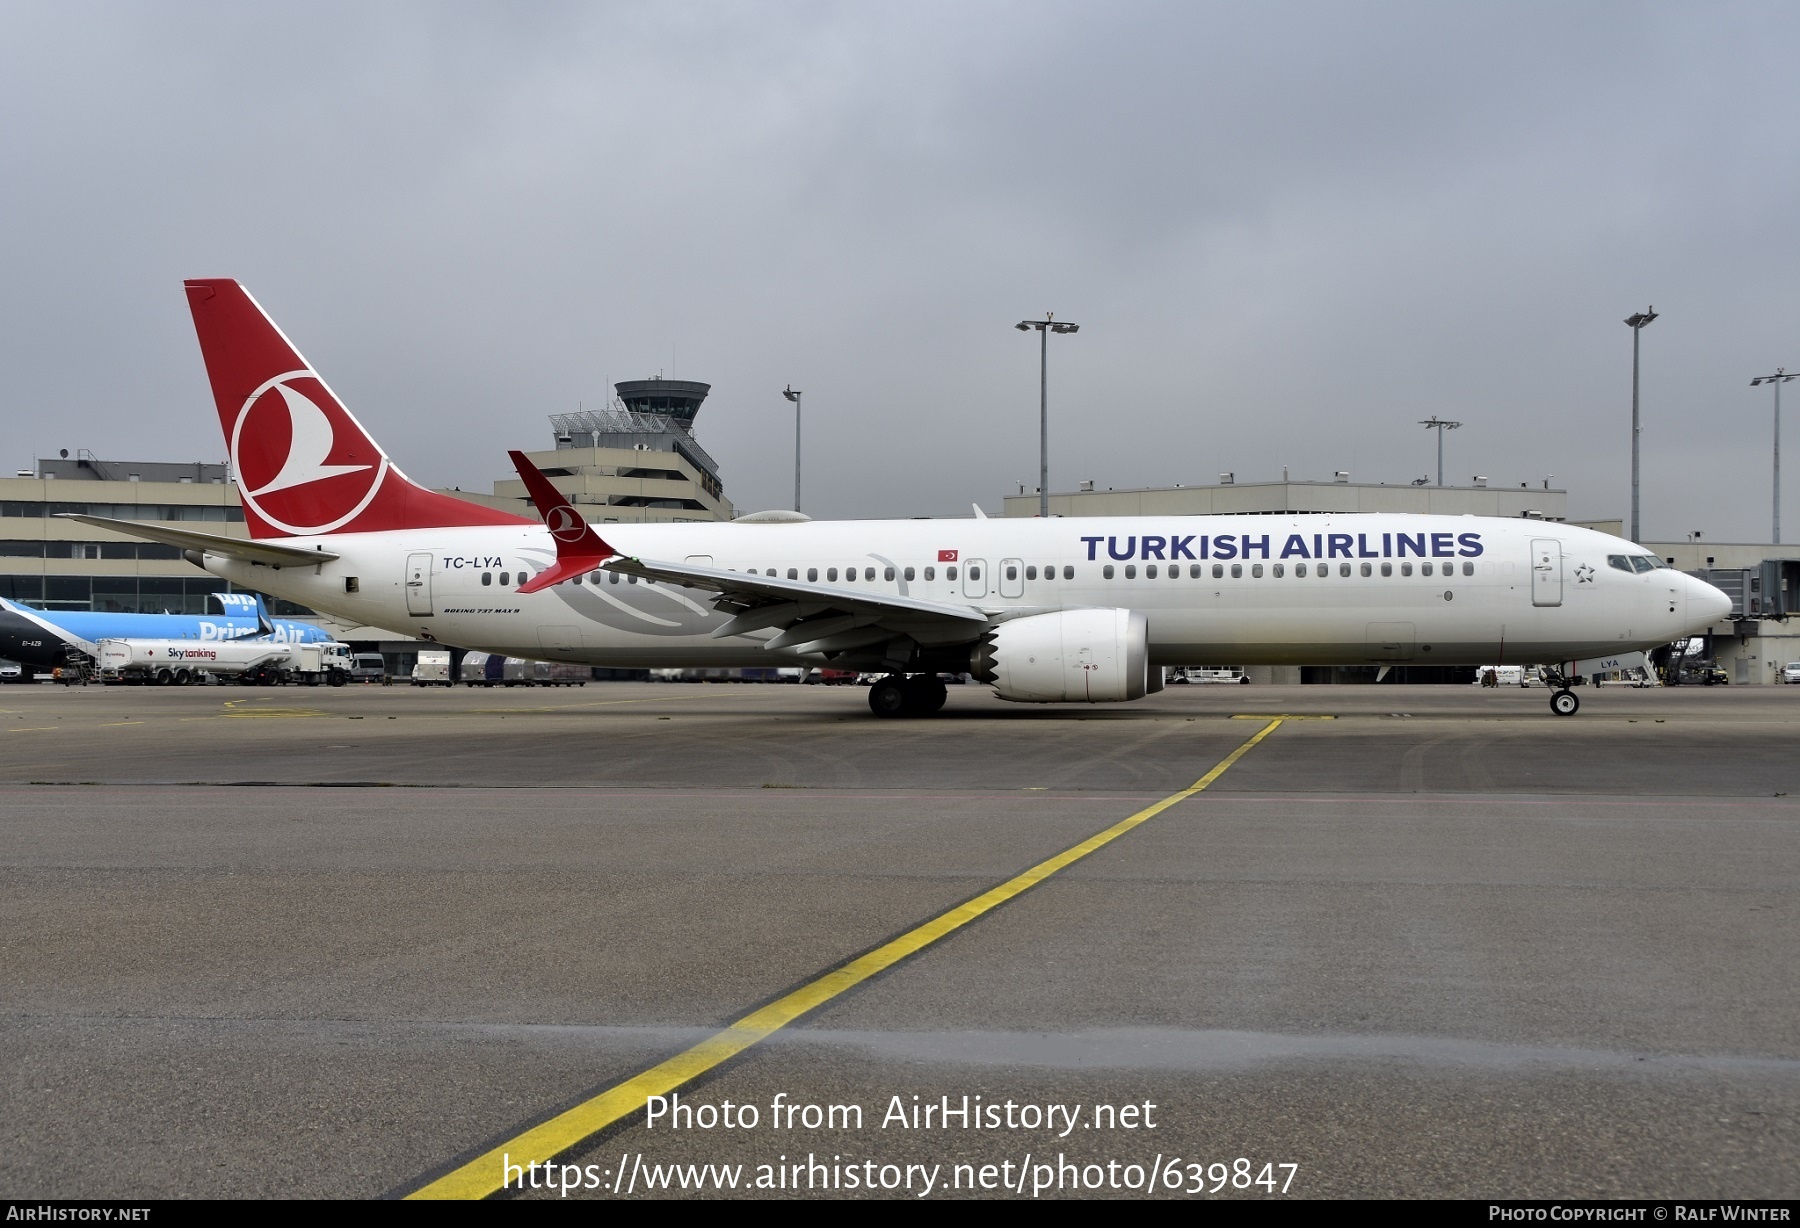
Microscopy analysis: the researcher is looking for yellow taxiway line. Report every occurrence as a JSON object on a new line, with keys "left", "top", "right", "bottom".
{"left": 406, "top": 716, "right": 1287, "bottom": 1200}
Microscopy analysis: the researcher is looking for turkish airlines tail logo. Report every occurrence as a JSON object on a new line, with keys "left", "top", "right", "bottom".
{"left": 185, "top": 280, "right": 529, "bottom": 538}
{"left": 232, "top": 371, "right": 388, "bottom": 535}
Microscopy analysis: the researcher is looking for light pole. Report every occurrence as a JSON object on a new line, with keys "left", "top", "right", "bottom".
{"left": 781, "top": 385, "right": 802, "bottom": 513}
{"left": 1751, "top": 368, "right": 1796, "bottom": 544}
{"left": 1418, "top": 416, "right": 1462, "bottom": 486}
{"left": 1625, "top": 307, "right": 1658, "bottom": 542}
{"left": 1015, "top": 314, "right": 1080, "bottom": 518}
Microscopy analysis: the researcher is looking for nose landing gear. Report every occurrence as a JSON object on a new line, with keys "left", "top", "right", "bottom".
{"left": 1540, "top": 666, "right": 1581, "bottom": 715}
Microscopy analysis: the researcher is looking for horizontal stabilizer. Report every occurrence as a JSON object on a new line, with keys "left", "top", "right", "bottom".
{"left": 56, "top": 515, "right": 340, "bottom": 567}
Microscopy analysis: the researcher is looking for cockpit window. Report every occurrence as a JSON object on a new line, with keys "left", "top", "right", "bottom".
{"left": 1608, "top": 555, "right": 1633, "bottom": 573}
{"left": 1630, "top": 555, "right": 1656, "bottom": 573}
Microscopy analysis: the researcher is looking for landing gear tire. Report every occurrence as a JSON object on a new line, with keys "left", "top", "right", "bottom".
{"left": 902, "top": 674, "right": 948, "bottom": 715}
{"left": 868, "top": 675, "right": 909, "bottom": 718}
{"left": 1550, "top": 689, "right": 1580, "bottom": 716}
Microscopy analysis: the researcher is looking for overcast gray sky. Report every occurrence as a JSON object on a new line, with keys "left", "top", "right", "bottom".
{"left": 3, "top": 2, "right": 1797, "bottom": 539}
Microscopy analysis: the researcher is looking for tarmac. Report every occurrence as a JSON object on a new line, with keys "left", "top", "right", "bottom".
{"left": 1, "top": 680, "right": 1795, "bottom": 1199}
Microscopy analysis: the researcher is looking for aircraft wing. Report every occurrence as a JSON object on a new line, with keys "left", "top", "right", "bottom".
{"left": 55, "top": 515, "right": 340, "bottom": 567}
{"left": 601, "top": 554, "right": 990, "bottom": 651}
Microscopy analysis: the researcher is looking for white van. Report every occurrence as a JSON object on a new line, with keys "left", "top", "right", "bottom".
{"left": 349, "top": 653, "right": 387, "bottom": 683}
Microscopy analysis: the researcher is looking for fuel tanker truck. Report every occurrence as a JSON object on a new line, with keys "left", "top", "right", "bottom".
{"left": 97, "top": 638, "right": 351, "bottom": 686}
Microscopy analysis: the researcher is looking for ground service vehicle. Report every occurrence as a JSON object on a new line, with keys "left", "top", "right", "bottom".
{"left": 348, "top": 653, "right": 387, "bottom": 683}
{"left": 74, "top": 278, "right": 1735, "bottom": 719}
{"left": 99, "top": 638, "right": 296, "bottom": 685}
{"left": 283, "top": 642, "right": 352, "bottom": 686}
{"left": 411, "top": 649, "right": 453, "bottom": 686}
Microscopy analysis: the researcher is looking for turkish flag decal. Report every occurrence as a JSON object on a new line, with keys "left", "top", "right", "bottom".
{"left": 938, "top": 549, "right": 958, "bottom": 562}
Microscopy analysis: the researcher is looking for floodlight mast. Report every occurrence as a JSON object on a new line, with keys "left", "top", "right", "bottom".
{"left": 1418, "top": 416, "right": 1463, "bottom": 486}
{"left": 1625, "top": 307, "right": 1658, "bottom": 543}
{"left": 1016, "top": 314, "right": 1080, "bottom": 518}
{"left": 1751, "top": 368, "right": 1796, "bottom": 545}
{"left": 781, "top": 385, "right": 802, "bottom": 513}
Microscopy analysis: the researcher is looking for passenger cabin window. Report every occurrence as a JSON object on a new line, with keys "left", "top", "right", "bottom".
{"left": 1462, "top": 561, "right": 1474, "bottom": 576}
{"left": 1006, "top": 564, "right": 1019, "bottom": 581}
{"left": 1272, "top": 563, "right": 1284, "bottom": 577}
{"left": 1230, "top": 564, "right": 1242, "bottom": 579}
{"left": 481, "top": 572, "right": 492, "bottom": 586}
{"left": 1063, "top": 565, "right": 1074, "bottom": 579}
{"left": 924, "top": 566, "right": 935, "bottom": 581}
{"left": 947, "top": 566, "right": 958, "bottom": 581}
{"left": 1212, "top": 563, "right": 1224, "bottom": 579}
{"left": 1422, "top": 562, "right": 1434, "bottom": 577}
{"left": 903, "top": 566, "right": 914, "bottom": 581}
{"left": 1103, "top": 565, "right": 1115, "bottom": 579}
{"left": 609, "top": 572, "right": 620, "bottom": 584}
{"left": 1124, "top": 564, "right": 1136, "bottom": 579}
{"left": 969, "top": 565, "right": 981, "bottom": 580}
{"left": 1360, "top": 562, "right": 1371, "bottom": 577}
{"left": 865, "top": 567, "right": 876, "bottom": 581}
{"left": 1252, "top": 563, "right": 1264, "bottom": 578}
{"left": 841, "top": 567, "right": 852, "bottom": 582}
{"left": 1338, "top": 562, "right": 1350, "bottom": 577}
{"left": 788, "top": 568, "right": 798, "bottom": 579}
{"left": 884, "top": 566, "right": 895, "bottom": 581}
{"left": 1189, "top": 564, "right": 1201, "bottom": 578}
{"left": 1401, "top": 562, "right": 1413, "bottom": 576}
{"left": 1026, "top": 565, "right": 1037, "bottom": 580}
{"left": 1380, "top": 562, "right": 1392, "bottom": 577}
{"left": 1296, "top": 563, "right": 1308, "bottom": 577}
{"left": 808, "top": 568, "right": 819, "bottom": 582}
{"left": 499, "top": 571, "right": 509, "bottom": 586}
{"left": 1145, "top": 564, "right": 1157, "bottom": 579}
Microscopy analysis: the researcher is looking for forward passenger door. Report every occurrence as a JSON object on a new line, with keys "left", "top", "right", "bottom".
{"left": 1531, "top": 539, "right": 1562, "bottom": 607}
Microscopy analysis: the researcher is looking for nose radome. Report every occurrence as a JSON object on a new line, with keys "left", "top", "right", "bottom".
{"left": 1688, "top": 574, "right": 1733, "bottom": 625}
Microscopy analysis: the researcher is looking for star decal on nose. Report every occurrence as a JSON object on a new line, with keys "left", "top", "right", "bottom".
{"left": 1575, "top": 563, "right": 1595, "bottom": 583}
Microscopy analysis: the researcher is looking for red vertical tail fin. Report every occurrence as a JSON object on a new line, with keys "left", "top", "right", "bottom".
{"left": 183, "top": 279, "right": 529, "bottom": 538}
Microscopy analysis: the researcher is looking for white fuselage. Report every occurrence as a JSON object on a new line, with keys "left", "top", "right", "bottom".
{"left": 202, "top": 514, "right": 1727, "bottom": 669}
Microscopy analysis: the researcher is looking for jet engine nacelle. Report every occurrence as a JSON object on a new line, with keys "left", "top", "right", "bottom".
{"left": 970, "top": 608, "right": 1155, "bottom": 703}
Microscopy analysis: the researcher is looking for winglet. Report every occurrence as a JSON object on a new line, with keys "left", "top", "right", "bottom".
{"left": 509, "top": 450, "right": 618, "bottom": 594}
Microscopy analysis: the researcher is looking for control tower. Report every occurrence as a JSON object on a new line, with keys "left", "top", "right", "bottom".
{"left": 500, "top": 376, "right": 729, "bottom": 522}
{"left": 612, "top": 378, "right": 711, "bottom": 425}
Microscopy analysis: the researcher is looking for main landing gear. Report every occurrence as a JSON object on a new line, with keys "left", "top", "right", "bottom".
{"left": 868, "top": 673, "right": 949, "bottom": 719}
{"left": 1541, "top": 667, "right": 1581, "bottom": 716}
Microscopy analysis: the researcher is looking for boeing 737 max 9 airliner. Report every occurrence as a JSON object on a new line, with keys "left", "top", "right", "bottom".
{"left": 66, "top": 280, "right": 1731, "bottom": 717}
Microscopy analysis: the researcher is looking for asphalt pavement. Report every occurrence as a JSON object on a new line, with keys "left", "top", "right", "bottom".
{"left": 1, "top": 680, "right": 1794, "bottom": 1198}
